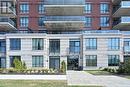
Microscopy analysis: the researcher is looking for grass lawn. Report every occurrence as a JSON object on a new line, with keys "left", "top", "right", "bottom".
{"left": 0, "top": 80, "right": 102, "bottom": 87}
{"left": 85, "top": 70, "right": 113, "bottom": 75}
{"left": 120, "top": 75, "right": 130, "bottom": 79}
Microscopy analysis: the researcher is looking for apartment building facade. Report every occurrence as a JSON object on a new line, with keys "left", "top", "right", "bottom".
{"left": 0, "top": 0, "right": 130, "bottom": 70}
{"left": 0, "top": 30, "right": 130, "bottom": 70}
{"left": 16, "top": 0, "right": 113, "bottom": 32}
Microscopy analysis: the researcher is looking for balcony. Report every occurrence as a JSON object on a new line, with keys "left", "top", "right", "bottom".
{"left": 0, "top": 6, "right": 16, "bottom": 17}
{"left": 44, "top": 0, "right": 85, "bottom": 5}
{"left": 0, "top": 17, "right": 16, "bottom": 31}
{"left": 113, "top": 1, "right": 130, "bottom": 17}
{"left": 45, "top": 6, "right": 84, "bottom": 16}
{"left": 44, "top": 16, "right": 85, "bottom": 31}
{"left": 113, "top": 16, "right": 130, "bottom": 30}
{"left": 45, "top": 22, "right": 84, "bottom": 31}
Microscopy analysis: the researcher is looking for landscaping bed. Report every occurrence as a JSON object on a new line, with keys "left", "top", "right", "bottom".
{"left": 0, "top": 68, "right": 65, "bottom": 75}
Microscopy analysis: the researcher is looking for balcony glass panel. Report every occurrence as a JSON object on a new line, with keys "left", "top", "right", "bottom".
{"left": 121, "top": 1, "right": 130, "bottom": 8}
{"left": 122, "top": 17, "right": 130, "bottom": 23}
{"left": 44, "top": 0, "right": 85, "bottom": 5}
{"left": 0, "top": 17, "right": 15, "bottom": 26}
{"left": 45, "top": 16, "right": 85, "bottom": 21}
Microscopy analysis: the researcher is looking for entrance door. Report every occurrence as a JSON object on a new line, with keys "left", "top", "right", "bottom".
{"left": 49, "top": 56, "right": 60, "bottom": 70}
{"left": 67, "top": 55, "right": 79, "bottom": 70}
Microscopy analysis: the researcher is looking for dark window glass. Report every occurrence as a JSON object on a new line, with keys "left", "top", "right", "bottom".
{"left": 86, "top": 55, "right": 97, "bottom": 66}
{"left": 100, "top": 16, "right": 110, "bottom": 27}
{"left": 38, "top": 17, "right": 45, "bottom": 26}
{"left": 86, "top": 38, "right": 97, "bottom": 50}
{"left": 32, "top": 38, "right": 44, "bottom": 50}
{"left": 69, "top": 40, "right": 80, "bottom": 53}
{"left": 32, "top": 56, "right": 44, "bottom": 67}
{"left": 100, "top": 3, "right": 109, "bottom": 13}
{"left": 20, "top": 3, "right": 29, "bottom": 13}
{"left": 85, "top": 3, "right": 92, "bottom": 13}
{"left": 10, "top": 56, "right": 21, "bottom": 67}
{"left": 108, "top": 55, "right": 120, "bottom": 66}
{"left": 108, "top": 38, "right": 120, "bottom": 50}
{"left": 10, "top": 38, "right": 21, "bottom": 50}
{"left": 20, "top": 17, "right": 29, "bottom": 27}
{"left": 49, "top": 39, "right": 60, "bottom": 54}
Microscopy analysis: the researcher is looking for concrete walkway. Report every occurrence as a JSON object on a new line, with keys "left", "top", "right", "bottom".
{"left": 0, "top": 75, "right": 66, "bottom": 80}
{"left": 67, "top": 71, "right": 130, "bottom": 87}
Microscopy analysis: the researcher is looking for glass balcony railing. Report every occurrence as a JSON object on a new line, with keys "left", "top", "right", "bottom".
{"left": 0, "top": 17, "right": 15, "bottom": 26}
{"left": 121, "top": 1, "right": 130, "bottom": 8}
{"left": 113, "top": 1, "right": 130, "bottom": 14}
{"left": 44, "top": 0, "right": 85, "bottom": 5}
{"left": 45, "top": 16, "right": 85, "bottom": 21}
{"left": 113, "top": 16, "right": 130, "bottom": 26}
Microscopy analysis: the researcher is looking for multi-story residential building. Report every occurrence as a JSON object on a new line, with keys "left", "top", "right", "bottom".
{"left": 0, "top": 0, "right": 130, "bottom": 70}
{"left": 0, "top": 30, "right": 130, "bottom": 70}
{"left": 0, "top": 0, "right": 16, "bottom": 32}
{"left": 112, "top": 0, "right": 130, "bottom": 30}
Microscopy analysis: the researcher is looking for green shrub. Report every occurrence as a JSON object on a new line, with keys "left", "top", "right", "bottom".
{"left": 118, "top": 59, "right": 130, "bottom": 74}
{"left": 13, "top": 57, "right": 27, "bottom": 70}
{"left": 60, "top": 60, "right": 66, "bottom": 73}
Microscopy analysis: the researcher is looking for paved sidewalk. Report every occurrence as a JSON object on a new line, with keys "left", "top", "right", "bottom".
{"left": 67, "top": 71, "right": 102, "bottom": 86}
{"left": 0, "top": 75, "right": 66, "bottom": 80}
{"left": 67, "top": 71, "right": 130, "bottom": 87}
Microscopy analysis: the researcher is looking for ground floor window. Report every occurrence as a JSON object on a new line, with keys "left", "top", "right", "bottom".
{"left": 0, "top": 57, "right": 6, "bottom": 68}
{"left": 10, "top": 56, "right": 21, "bottom": 67}
{"left": 49, "top": 56, "right": 60, "bottom": 70}
{"left": 32, "top": 56, "right": 44, "bottom": 67}
{"left": 108, "top": 55, "right": 120, "bottom": 66}
{"left": 86, "top": 55, "right": 97, "bottom": 66}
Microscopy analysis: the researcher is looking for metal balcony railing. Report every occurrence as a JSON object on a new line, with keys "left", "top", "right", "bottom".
{"left": 45, "top": 16, "right": 85, "bottom": 21}
{"left": 44, "top": 0, "right": 85, "bottom": 5}
{"left": 0, "top": 17, "right": 15, "bottom": 26}
{"left": 0, "top": 6, "right": 16, "bottom": 14}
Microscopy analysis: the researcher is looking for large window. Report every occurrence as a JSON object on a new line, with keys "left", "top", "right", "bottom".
{"left": 10, "top": 38, "right": 21, "bottom": 50}
{"left": 38, "top": 17, "right": 45, "bottom": 26}
{"left": 108, "top": 55, "right": 120, "bottom": 66}
{"left": 20, "top": 17, "right": 29, "bottom": 27}
{"left": 85, "top": 17, "right": 92, "bottom": 27}
{"left": 100, "top": 16, "right": 109, "bottom": 27}
{"left": 86, "top": 38, "right": 97, "bottom": 50}
{"left": 32, "top": 38, "right": 44, "bottom": 50}
{"left": 38, "top": 4, "right": 44, "bottom": 13}
{"left": 32, "top": 56, "right": 44, "bottom": 67}
{"left": 49, "top": 39, "right": 60, "bottom": 54}
{"left": 69, "top": 40, "right": 80, "bottom": 53}
{"left": 85, "top": 3, "right": 92, "bottom": 13}
{"left": 20, "top": 3, "right": 29, "bottom": 13}
{"left": 10, "top": 56, "right": 21, "bottom": 67}
{"left": 108, "top": 38, "right": 120, "bottom": 50}
{"left": 124, "top": 39, "right": 130, "bottom": 53}
{"left": 86, "top": 55, "right": 97, "bottom": 66}
{"left": 100, "top": 3, "right": 109, "bottom": 13}
{"left": 0, "top": 40, "right": 6, "bottom": 53}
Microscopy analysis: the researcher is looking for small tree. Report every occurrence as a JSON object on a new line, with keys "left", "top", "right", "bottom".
{"left": 13, "top": 58, "right": 27, "bottom": 70}
{"left": 13, "top": 58, "right": 22, "bottom": 70}
{"left": 60, "top": 60, "right": 66, "bottom": 73}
